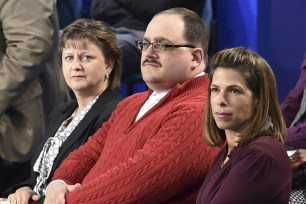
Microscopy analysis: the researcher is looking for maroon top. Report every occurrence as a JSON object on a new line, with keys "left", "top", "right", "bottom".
{"left": 197, "top": 135, "right": 292, "bottom": 204}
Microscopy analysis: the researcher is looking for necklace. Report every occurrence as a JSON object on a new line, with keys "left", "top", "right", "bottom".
{"left": 220, "top": 152, "right": 231, "bottom": 168}
{"left": 63, "top": 107, "right": 78, "bottom": 128}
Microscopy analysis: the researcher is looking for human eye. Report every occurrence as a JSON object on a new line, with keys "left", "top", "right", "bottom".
{"left": 210, "top": 87, "right": 219, "bottom": 93}
{"left": 155, "top": 41, "right": 166, "bottom": 46}
{"left": 229, "top": 88, "right": 241, "bottom": 94}
{"left": 152, "top": 42, "right": 166, "bottom": 51}
{"left": 139, "top": 40, "right": 150, "bottom": 50}
{"left": 155, "top": 41, "right": 165, "bottom": 45}
{"left": 64, "top": 55, "right": 73, "bottom": 61}
{"left": 82, "top": 54, "right": 93, "bottom": 62}
{"left": 139, "top": 40, "right": 148, "bottom": 47}
{"left": 142, "top": 40, "right": 149, "bottom": 45}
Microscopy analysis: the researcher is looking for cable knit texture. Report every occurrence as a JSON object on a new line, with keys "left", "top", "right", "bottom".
{"left": 51, "top": 75, "right": 220, "bottom": 203}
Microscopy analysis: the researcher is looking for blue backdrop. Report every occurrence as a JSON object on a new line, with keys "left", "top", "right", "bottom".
{"left": 216, "top": 0, "right": 306, "bottom": 102}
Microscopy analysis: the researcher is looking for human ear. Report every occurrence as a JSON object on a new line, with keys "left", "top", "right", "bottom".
{"left": 191, "top": 48, "right": 204, "bottom": 69}
{"left": 106, "top": 59, "right": 114, "bottom": 73}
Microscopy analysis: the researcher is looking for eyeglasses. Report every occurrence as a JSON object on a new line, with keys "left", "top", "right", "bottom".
{"left": 136, "top": 40, "right": 195, "bottom": 52}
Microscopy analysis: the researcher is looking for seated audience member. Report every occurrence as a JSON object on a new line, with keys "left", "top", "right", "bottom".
{"left": 281, "top": 53, "right": 306, "bottom": 203}
{"left": 0, "top": 18, "right": 122, "bottom": 204}
{"left": 282, "top": 53, "right": 306, "bottom": 149}
{"left": 43, "top": 8, "right": 219, "bottom": 204}
{"left": 197, "top": 47, "right": 292, "bottom": 204}
{"left": 91, "top": 0, "right": 206, "bottom": 81}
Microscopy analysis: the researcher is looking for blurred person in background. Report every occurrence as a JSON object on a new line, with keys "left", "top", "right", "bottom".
{"left": 281, "top": 53, "right": 306, "bottom": 203}
{"left": 0, "top": 0, "right": 66, "bottom": 194}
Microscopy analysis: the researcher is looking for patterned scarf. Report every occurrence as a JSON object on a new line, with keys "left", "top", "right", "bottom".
{"left": 33, "top": 95, "right": 99, "bottom": 196}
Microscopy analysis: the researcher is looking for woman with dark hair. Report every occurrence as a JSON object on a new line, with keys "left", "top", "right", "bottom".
{"left": 197, "top": 47, "right": 291, "bottom": 204}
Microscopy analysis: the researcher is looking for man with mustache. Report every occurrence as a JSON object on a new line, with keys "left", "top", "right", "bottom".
{"left": 44, "top": 8, "right": 220, "bottom": 204}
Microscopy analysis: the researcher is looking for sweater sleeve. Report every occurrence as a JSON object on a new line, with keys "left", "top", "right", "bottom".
{"left": 50, "top": 118, "right": 111, "bottom": 185}
{"left": 281, "top": 68, "right": 305, "bottom": 126}
{"left": 285, "top": 123, "right": 306, "bottom": 148}
{"left": 282, "top": 65, "right": 306, "bottom": 148}
{"left": 51, "top": 102, "right": 219, "bottom": 203}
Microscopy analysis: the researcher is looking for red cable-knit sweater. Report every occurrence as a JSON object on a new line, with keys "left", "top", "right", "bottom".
{"left": 51, "top": 75, "right": 220, "bottom": 203}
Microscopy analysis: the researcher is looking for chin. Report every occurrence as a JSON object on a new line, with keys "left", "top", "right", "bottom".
{"left": 215, "top": 122, "right": 230, "bottom": 130}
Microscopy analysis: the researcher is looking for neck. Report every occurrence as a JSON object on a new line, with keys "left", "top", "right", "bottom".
{"left": 225, "top": 131, "right": 241, "bottom": 152}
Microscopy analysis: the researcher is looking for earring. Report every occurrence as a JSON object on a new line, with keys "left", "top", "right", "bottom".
{"left": 105, "top": 73, "right": 109, "bottom": 79}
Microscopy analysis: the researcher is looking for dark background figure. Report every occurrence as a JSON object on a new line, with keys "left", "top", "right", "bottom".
{"left": 0, "top": 0, "right": 66, "bottom": 194}
{"left": 281, "top": 53, "right": 306, "bottom": 202}
{"left": 281, "top": 53, "right": 306, "bottom": 150}
{"left": 56, "top": 0, "right": 83, "bottom": 29}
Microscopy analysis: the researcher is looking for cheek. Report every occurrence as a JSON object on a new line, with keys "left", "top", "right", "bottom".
{"left": 61, "top": 66, "right": 68, "bottom": 77}
{"left": 210, "top": 96, "right": 217, "bottom": 110}
{"left": 237, "top": 104, "right": 255, "bottom": 120}
{"left": 61, "top": 64, "right": 71, "bottom": 83}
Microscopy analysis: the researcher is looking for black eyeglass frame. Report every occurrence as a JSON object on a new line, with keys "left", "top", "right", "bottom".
{"left": 136, "top": 40, "right": 195, "bottom": 52}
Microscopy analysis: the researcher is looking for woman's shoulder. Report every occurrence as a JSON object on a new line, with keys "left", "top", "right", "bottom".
{"left": 249, "top": 135, "right": 285, "bottom": 150}
{"left": 241, "top": 136, "right": 289, "bottom": 165}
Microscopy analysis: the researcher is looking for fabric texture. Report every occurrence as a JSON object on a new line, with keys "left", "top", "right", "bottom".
{"left": 196, "top": 136, "right": 292, "bottom": 204}
{"left": 51, "top": 75, "right": 220, "bottom": 204}
{"left": 289, "top": 189, "right": 306, "bottom": 204}
{"left": 0, "top": 0, "right": 66, "bottom": 162}
{"left": 281, "top": 53, "right": 306, "bottom": 149}
{"left": 2, "top": 88, "right": 122, "bottom": 198}
{"left": 33, "top": 95, "right": 99, "bottom": 196}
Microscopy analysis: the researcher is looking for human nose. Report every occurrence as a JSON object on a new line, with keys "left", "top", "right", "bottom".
{"left": 216, "top": 92, "right": 227, "bottom": 106}
{"left": 71, "top": 58, "right": 82, "bottom": 70}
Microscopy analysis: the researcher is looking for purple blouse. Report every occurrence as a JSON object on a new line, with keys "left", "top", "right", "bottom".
{"left": 196, "top": 136, "right": 292, "bottom": 204}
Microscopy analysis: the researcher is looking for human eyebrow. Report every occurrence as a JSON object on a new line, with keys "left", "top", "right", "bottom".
{"left": 143, "top": 37, "right": 171, "bottom": 43}
{"left": 155, "top": 37, "right": 171, "bottom": 43}
{"left": 210, "top": 84, "right": 219, "bottom": 88}
{"left": 227, "top": 85, "right": 243, "bottom": 94}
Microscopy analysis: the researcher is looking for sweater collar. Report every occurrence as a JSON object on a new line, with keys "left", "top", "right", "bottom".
{"left": 147, "top": 74, "right": 208, "bottom": 97}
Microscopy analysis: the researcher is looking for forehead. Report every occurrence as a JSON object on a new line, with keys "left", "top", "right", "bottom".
{"left": 144, "top": 13, "right": 185, "bottom": 42}
{"left": 63, "top": 39, "right": 99, "bottom": 50}
{"left": 212, "top": 68, "right": 247, "bottom": 86}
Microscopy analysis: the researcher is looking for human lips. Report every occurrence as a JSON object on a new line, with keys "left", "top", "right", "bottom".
{"left": 71, "top": 75, "right": 85, "bottom": 79}
{"left": 214, "top": 112, "right": 232, "bottom": 120}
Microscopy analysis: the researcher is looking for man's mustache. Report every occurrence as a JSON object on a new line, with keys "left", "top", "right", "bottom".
{"left": 142, "top": 59, "right": 162, "bottom": 67}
